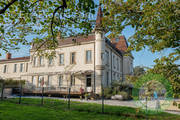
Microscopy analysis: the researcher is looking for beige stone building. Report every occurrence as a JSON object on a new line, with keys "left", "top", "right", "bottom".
{"left": 0, "top": 7, "right": 133, "bottom": 95}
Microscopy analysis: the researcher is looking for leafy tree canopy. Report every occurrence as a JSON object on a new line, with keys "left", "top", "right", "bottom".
{"left": 102, "top": 0, "right": 180, "bottom": 55}
{"left": 148, "top": 54, "right": 180, "bottom": 98}
{"left": 0, "top": 0, "right": 97, "bottom": 55}
{"left": 0, "top": 0, "right": 179, "bottom": 58}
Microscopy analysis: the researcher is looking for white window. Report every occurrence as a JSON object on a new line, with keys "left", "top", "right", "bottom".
{"left": 32, "top": 76, "right": 36, "bottom": 85}
{"left": 48, "top": 56, "right": 53, "bottom": 66}
{"left": 70, "top": 75, "right": 75, "bottom": 86}
{"left": 26, "top": 63, "right": 28, "bottom": 72}
{"left": 20, "top": 63, "right": 24, "bottom": 72}
{"left": 14, "top": 64, "right": 17, "bottom": 73}
{"left": 105, "top": 50, "right": 109, "bottom": 65}
{"left": 86, "top": 50, "right": 92, "bottom": 63}
{"left": 59, "top": 54, "right": 64, "bottom": 65}
{"left": 58, "top": 75, "right": 63, "bottom": 86}
{"left": 117, "top": 58, "right": 119, "bottom": 70}
{"left": 38, "top": 76, "right": 44, "bottom": 87}
{"left": 70, "top": 52, "right": 76, "bottom": 64}
{"left": 113, "top": 55, "right": 116, "bottom": 69}
{"left": 33, "top": 57, "right": 37, "bottom": 66}
{"left": 3, "top": 65, "right": 7, "bottom": 73}
{"left": 47, "top": 75, "right": 52, "bottom": 87}
{"left": 39, "top": 56, "right": 44, "bottom": 66}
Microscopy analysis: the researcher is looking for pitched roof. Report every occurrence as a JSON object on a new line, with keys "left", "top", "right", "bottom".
{"left": 58, "top": 34, "right": 95, "bottom": 46}
{"left": 0, "top": 56, "right": 30, "bottom": 62}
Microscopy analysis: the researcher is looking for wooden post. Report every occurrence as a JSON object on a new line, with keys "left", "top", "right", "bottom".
{"left": 19, "top": 83, "right": 23, "bottom": 104}
{"left": 68, "top": 87, "right": 71, "bottom": 110}
{"left": 1, "top": 82, "right": 4, "bottom": 101}
{"left": 41, "top": 87, "right": 44, "bottom": 105}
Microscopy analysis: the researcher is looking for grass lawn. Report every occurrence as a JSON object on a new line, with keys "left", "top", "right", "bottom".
{"left": 0, "top": 98, "right": 179, "bottom": 120}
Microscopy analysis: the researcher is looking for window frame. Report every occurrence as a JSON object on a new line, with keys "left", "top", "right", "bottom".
{"left": 86, "top": 74, "right": 91, "bottom": 87}
{"left": 3, "top": 65, "right": 7, "bottom": 73}
{"left": 70, "top": 52, "right": 76, "bottom": 64}
{"left": 59, "top": 53, "right": 64, "bottom": 65}
{"left": 20, "top": 63, "right": 24, "bottom": 72}
{"left": 85, "top": 50, "right": 92, "bottom": 64}
{"left": 14, "top": 64, "right": 17, "bottom": 73}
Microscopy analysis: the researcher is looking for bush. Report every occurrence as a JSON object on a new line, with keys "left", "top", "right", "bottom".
{"left": 117, "top": 91, "right": 128, "bottom": 100}
{"left": 104, "top": 88, "right": 112, "bottom": 99}
{"left": 178, "top": 104, "right": 180, "bottom": 109}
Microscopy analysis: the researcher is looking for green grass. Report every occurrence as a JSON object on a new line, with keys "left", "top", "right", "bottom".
{"left": 0, "top": 98, "right": 179, "bottom": 120}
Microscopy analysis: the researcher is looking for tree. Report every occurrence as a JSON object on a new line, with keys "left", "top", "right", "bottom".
{"left": 0, "top": 0, "right": 97, "bottom": 54}
{"left": 148, "top": 55, "right": 180, "bottom": 98}
{"left": 133, "top": 66, "right": 146, "bottom": 76}
{"left": 102, "top": 0, "right": 179, "bottom": 55}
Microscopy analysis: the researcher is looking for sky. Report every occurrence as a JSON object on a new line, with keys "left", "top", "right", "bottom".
{"left": 0, "top": 1, "right": 179, "bottom": 68}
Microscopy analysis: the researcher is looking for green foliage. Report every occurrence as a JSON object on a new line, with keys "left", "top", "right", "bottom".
{"left": 133, "top": 66, "right": 146, "bottom": 76}
{"left": 0, "top": 78, "right": 25, "bottom": 86}
{"left": 0, "top": 0, "right": 97, "bottom": 53}
{"left": 148, "top": 55, "right": 180, "bottom": 98}
{"left": 102, "top": 0, "right": 180, "bottom": 55}
{"left": 132, "top": 73, "right": 173, "bottom": 99}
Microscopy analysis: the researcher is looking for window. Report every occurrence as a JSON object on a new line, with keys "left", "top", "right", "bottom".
{"left": 48, "top": 56, "right": 53, "bottom": 66}
{"left": 113, "top": 55, "right": 115, "bottom": 69}
{"left": 106, "top": 72, "right": 109, "bottom": 86}
{"left": 3, "top": 65, "right": 7, "bottom": 73}
{"left": 59, "top": 75, "right": 63, "bottom": 86}
{"left": 20, "top": 63, "right": 24, "bottom": 72}
{"left": 39, "top": 56, "right": 44, "bottom": 66}
{"left": 38, "top": 76, "right": 44, "bottom": 87}
{"left": 117, "top": 58, "right": 119, "bottom": 70}
{"left": 32, "top": 76, "right": 36, "bottom": 85}
{"left": 70, "top": 75, "right": 75, "bottom": 86}
{"left": 86, "top": 75, "right": 91, "bottom": 87}
{"left": 33, "top": 57, "right": 37, "bottom": 66}
{"left": 59, "top": 54, "right": 64, "bottom": 65}
{"left": 26, "top": 63, "right": 28, "bottom": 72}
{"left": 86, "top": 50, "right": 92, "bottom": 63}
{"left": 14, "top": 64, "right": 17, "bottom": 73}
{"left": 105, "top": 50, "right": 109, "bottom": 65}
{"left": 47, "top": 75, "right": 52, "bottom": 87}
{"left": 70, "top": 52, "right": 76, "bottom": 64}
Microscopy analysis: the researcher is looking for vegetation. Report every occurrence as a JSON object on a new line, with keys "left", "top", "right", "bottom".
{"left": 0, "top": 0, "right": 97, "bottom": 54}
{"left": 0, "top": 98, "right": 179, "bottom": 120}
{"left": 132, "top": 73, "right": 173, "bottom": 100}
{"left": 148, "top": 55, "right": 180, "bottom": 98}
{"left": 104, "top": 82, "right": 132, "bottom": 100}
{"left": 102, "top": 0, "right": 179, "bottom": 55}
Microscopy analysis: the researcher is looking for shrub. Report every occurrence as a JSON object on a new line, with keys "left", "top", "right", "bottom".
{"left": 117, "top": 91, "right": 128, "bottom": 100}
{"left": 104, "top": 88, "right": 113, "bottom": 99}
{"left": 178, "top": 104, "right": 180, "bottom": 109}
{"left": 173, "top": 101, "right": 177, "bottom": 106}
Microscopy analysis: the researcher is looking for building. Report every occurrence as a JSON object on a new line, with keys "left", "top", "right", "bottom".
{"left": 0, "top": 7, "right": 133, "bottom": 95}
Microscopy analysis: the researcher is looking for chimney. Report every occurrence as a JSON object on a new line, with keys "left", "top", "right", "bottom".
{"left": 6, "top": 53, "right": 12, "bottom": 59}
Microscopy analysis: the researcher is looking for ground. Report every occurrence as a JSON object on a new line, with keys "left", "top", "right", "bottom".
{"left": 0, "top": 98, "right": 180, "bottom": 120}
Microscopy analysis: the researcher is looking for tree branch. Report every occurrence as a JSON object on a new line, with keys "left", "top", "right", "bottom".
{"left": 0, "top": 0, "right": 17, "bottom": 14}
{"left": 51, "top": 0, "right": 67, "bottom": 46}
